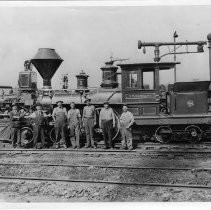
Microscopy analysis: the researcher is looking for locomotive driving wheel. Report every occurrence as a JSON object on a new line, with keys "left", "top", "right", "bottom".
{"left": 49, "top": 127, "right": 56, "bottom": 143}
{"left": 20, "top": 127, "right": 34, "bottom": 147}
{"left": 185, "top": 125, "right": 202, "bottom": 142}
{"left": 155, "top": 126, "right": 172, "bottom": 143}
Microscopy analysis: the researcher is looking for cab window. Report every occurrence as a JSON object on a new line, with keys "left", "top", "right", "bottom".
{"left": 128, "top": 72, "right": 138, "bottom": 88}
{"left": 142, "top": 71, "right": 154, "bottom": 89}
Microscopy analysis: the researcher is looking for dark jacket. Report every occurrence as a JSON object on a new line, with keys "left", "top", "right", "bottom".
{"left": 9, "top": 111, "right": 21, "bottom": 128}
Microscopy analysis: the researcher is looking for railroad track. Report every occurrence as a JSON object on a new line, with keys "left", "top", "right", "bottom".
{"left": 0, "top": 162, "right": 211, "bottom": 190}
{"left": 1, "top": 141, "right": 211, "bottom": 153}
{"left": 0, "top": 148, "right": 211, "bottom": 155}
{"left": 0, "top": 175, "right": 210, "bottom": 190}
{"left": 1, "top": 142, "right": 211, "bottom": 200}
{"left": 0, "top": 162, "right": 210, "bottom": 171}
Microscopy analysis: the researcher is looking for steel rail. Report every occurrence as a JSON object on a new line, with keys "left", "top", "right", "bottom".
{"left": 0, "top": 148, "right": 211, "bottom": 155}
{"left": 0, "top": 162, "right": 210, "bottom": 172}
{"left": 0, "top": 149, "right": 136, "bottom": 154}
{"left": 0, "top": 175, "right": 210, "bottom": 189}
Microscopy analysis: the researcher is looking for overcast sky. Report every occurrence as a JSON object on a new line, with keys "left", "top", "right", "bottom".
{"left": 0, "top": 4, "right": 211, "bottom": 89}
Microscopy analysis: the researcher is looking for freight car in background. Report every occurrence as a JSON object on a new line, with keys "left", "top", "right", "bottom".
{"left": 2, "top": 33, "right": 211, "bottom": 148}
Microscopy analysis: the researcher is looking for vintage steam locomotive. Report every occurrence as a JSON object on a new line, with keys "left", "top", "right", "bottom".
{"left": 2, "top": 33, "right": 211, "bottom": 147}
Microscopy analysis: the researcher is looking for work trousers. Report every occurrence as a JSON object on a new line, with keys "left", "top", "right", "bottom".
{"left": 69, "top": 123, "right": 80, "bottom": 147}
{"left": 84, "top": 118, "right": 95, "bottom": 147}
{"left": 11, "top": 127, "right": 21, "bottom": 146}
{"left": 121, "top": 126, "right": 133, "bottom": 149}
{"left": 101, "top": 120, "right": 113, "bottom": 148}
{"left": 33, "top": 125, "right": 45, "bottom": 148}
{"left": 55, "top": 124, "right": 66, "bottom": 144}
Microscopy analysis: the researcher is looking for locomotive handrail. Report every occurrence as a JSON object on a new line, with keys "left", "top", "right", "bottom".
{"left": 53, "top": 87, "right": 103, "bottom": 92}
{"left": 106, "top": 90, "right": 118, "bottom": 102}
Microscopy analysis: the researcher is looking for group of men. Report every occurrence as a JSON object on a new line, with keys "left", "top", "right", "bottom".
{"left": 9, "top": 103, "right": 49, "bottom": 148}
{"left": 9, "top": 99, "right": 134, "bottom": 150}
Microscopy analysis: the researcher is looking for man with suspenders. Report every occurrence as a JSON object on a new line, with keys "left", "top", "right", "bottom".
{"left": 52, "top": 101, "right": 67, "bottom": 148}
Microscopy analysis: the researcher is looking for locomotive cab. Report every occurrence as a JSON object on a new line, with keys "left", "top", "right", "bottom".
{"left": 118, "top": 62, "right": 179, "bottom": 119}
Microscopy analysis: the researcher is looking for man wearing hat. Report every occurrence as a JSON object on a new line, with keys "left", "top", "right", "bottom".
{"left": 120, "top": 104, "right": 134, "bottom": 150}
{"left": 52, "top": 101, "right": 67, "bottom": 148}
{"left": 67, "top": 102, "right": 82, "bottom": 149}
{"left": 27, "top": 103, "right": 48, "bottom": 149}
{"left": 82, "top": 98, "right": 96, "bottom": 148}
{"left": 99, "top": 101, "right": 115, "bottom": 149}
{"left": 9, "top": 104, "right": 23, "bottom": 148}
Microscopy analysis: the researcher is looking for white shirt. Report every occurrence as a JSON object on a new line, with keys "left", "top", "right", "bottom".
{"left": 67, "top": 108, "right": 81, "bottom": 124}
{"left": 52, "top": 107, "right": 67, "bottom": 119}
{"left": 99, "top": 107, "right": 115, "bottom": 126}
{"left": 120, "top": 111, "right": 134, "bottom": 128}
{"left": 82, "top": 105, "right": 95, "bottom": 119}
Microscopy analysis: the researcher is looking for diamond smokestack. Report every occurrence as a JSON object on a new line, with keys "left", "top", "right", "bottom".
{"left": 31, "top": 48, "right": 63, "bottom": 89}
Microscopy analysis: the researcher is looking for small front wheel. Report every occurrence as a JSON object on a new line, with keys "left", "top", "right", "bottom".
{"left": 20, "top": 127, "right": 34, "bottom": 147}
{"left": 49, "top": 127, "right": 56, "bottom": 143}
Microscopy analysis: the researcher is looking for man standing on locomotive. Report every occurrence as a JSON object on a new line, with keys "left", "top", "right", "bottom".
{"left": 67, "top": 102, "right": 82, "bottom": 149}
{"left": 9, "top": 104, "right": 23, "bottom": 148}
{"left": 52, "top": 101, "right": 67, "bottom": 149}
{"left": 99, "top": 101, "right": 115, "bottom": 149}
{"left": 120, "top": 104, "right": 134, "bottom": 150}
{"left": 27, "top": 103, "right": 49, "bottom": 149}
{"left": 82, "top": 98, "right": 96, "bottom": 148}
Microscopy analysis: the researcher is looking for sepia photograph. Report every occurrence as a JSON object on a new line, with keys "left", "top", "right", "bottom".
{"left": 1, "top": 0, "right": 211, "bottom": 206}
